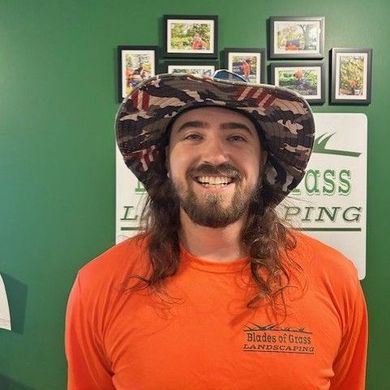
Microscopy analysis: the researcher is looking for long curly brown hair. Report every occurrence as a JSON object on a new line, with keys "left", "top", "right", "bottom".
{"left": 134, "top": 159, "right": 301, "bottom": 309}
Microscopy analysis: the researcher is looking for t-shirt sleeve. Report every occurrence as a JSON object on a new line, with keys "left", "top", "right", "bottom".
{"left": 330, "top": 276, "right": 368, "bottom": 390}
{"left": 65, "top": 274, "right": 114, "bottom": 390}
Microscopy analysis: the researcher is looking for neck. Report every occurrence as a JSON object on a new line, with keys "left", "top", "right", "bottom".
{"left": 179, "top": 210, "right": 247, "bottom": 262}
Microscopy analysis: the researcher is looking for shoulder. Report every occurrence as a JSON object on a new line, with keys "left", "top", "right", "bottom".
{"left": 75, "top": 234, "right": 150, "bottom": 295}
{"left": 288, "top": 232, "right": 366, "bottom": 326}
{"left": 292, "top": 231, "right": 358, "bottom": 279}
{"left": 290, "top": 232, "right": 361, "bottom": 300}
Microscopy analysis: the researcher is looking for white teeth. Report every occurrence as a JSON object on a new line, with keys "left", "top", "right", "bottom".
{"left": 197, "top": 176, "right": 232, "bottom": 185}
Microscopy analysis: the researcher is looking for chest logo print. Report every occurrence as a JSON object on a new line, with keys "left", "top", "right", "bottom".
{"left": 243, "top": 323, "right": 315, "bottom": 355}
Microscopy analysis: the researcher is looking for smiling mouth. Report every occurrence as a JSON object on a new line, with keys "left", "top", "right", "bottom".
{"left": 195, "top": 176, "right": 235, "bottom": 187}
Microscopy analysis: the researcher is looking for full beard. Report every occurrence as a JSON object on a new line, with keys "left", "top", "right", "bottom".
{"left": 171, "top": 163, "right": 258, "bottom": 228}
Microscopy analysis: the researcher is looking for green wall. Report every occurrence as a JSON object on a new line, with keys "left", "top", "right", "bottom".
{"left": 0, "top": 0, "right": 389, "bottom": 388}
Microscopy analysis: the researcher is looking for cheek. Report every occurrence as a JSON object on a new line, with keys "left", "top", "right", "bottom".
{"left": 169, "top": 142, "right": 200, "bottom": 166}
{"left": 167, "top": 146, "right": 190, "bottom": 178}
{"left": 166, "top": 144, "right": 181, "bottom": 174}
{"left": 238, "top": 152, "right": 261, "bottom": 176}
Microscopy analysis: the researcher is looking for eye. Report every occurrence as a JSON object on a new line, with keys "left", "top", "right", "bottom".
{"left": 183, "top": 133, "right": 203, "bottom": 141}
{"left": 228, "top": 134, "right": 247, "bottom": 143}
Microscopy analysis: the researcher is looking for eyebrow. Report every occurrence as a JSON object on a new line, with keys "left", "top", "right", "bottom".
{"left": 220, "top": 122, "right": 253, "bottom": 134}
{"left": 176, "top": 121, "right": 208, "bottom": 132}
{"left": 176, "top": 120, "right": 254, "bottom": 135}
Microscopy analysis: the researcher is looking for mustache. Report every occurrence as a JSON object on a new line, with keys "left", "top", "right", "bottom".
{"left": 187, "top": 162, "right": 242, "bottom": 179}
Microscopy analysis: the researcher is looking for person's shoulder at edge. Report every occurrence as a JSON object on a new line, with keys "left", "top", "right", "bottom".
{"left": 288, "top": 232, "right": 364, "bottom": 319}
{"left": 291, "top": 230, "right": 360, "bottom": 282}
{"left": 75, "top": 234, "right": 149, "bottom": 290}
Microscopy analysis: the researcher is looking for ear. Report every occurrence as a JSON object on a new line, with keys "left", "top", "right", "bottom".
{"left": 261, "top": 150, "right": 268, "bottom": 171}
{"left": 262, "top": 150, "right": 268, "bottom": 167}
{"left": 165, "top": 144, "right": 170, "bottom": 177}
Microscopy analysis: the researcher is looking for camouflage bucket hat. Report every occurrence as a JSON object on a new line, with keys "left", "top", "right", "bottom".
{"left": 115, "top": 73, "right": 315, "bottom": 200}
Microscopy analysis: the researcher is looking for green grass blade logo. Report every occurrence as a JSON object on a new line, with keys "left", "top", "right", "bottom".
{"left": 314, "top": 133, "right": 361, "bottom": 157}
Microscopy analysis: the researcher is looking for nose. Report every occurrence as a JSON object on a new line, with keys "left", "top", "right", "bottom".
{"left": 201, "top": 136, "right": 229, "bottom": 165}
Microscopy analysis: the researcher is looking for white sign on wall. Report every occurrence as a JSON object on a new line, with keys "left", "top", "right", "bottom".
{"left": 116, "top": 113, "right": 367, "bottom": 279}
{"left": 279, "top": 113, "right": 367, "bottom": 279}
{"left": 115, "top": 147, "right": 146, "bottom": 243}
{"left": 0, "top": 274, "right": 11, "bottom": 331}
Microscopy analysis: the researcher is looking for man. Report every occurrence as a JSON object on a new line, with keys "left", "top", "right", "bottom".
{"left": 240, "top": 58, "right": 251, "bottom": 81}
{"left": 191, "top": 32, "right": 207, "bottom": 50}
{"left": 66, "top": 73, "right": 368, "bottom": 389}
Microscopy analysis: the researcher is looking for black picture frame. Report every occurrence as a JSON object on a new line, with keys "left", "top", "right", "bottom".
{"left": 223, "top": 48, "right": 266, "bottom": 84}
{"left": 164, "top": 60, "right": 219, "bottom": 77}
{"left": 270, "top": 62, "right": 325, "bottom": 104}
{"left": 330, "top": 48, "right": 373, "bottom": 104}
{"left": 163, "top": 15, "right": 218, "bottom": 58}
{"left": 117, "top": 45, "right": 158, "bottom": 101}
{"left": 269, "top": 16, "right": 325, "bottom": 59}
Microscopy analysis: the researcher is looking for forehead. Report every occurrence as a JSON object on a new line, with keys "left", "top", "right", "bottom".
{"left": 170, "top": 106, "right": 258, "bottom": 133}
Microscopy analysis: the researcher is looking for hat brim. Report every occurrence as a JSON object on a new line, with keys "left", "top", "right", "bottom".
{"left": 115, "top": 73, "right": 315, "bottom": 198}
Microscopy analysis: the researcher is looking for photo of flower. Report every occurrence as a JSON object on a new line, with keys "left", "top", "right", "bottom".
{"left": 337, "top": 54, "right": 366, "bottom": 97}
{"left": 331, "top": 48, "right": 372, "bottom": 104}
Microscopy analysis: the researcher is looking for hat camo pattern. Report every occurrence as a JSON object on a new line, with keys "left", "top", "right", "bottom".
{"left": 115, "top": 73, "right": 315, "bottom": 198}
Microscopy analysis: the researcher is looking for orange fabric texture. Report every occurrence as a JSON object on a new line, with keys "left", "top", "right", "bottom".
{"left": 65, "top": 234, "right": 367, "bottom": 389}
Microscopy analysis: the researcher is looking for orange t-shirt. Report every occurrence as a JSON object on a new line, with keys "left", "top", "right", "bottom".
{"left": 65, "top": 233, "right": 367, "bottom": 389}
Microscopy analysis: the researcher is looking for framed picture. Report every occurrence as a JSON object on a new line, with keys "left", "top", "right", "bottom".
{"left": 331, "top": 48, "right": 373, "bottom": 104}
{"left": 270, "top": 16, "right": 325, "bottom": 59}
{"left": 165, "top": 60, "right": 218, "bottom": 77}
{"left": 163, "top": 15, "right": 218, "bottom": 58}
{"left": 117, "top": 45, "right": 158, "bottom": 101}
{"left": 224, "top": 48, "right": 266, "bottom": 84}
{"left": 270, "top": 62, "right": 325, "bottom": 104}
